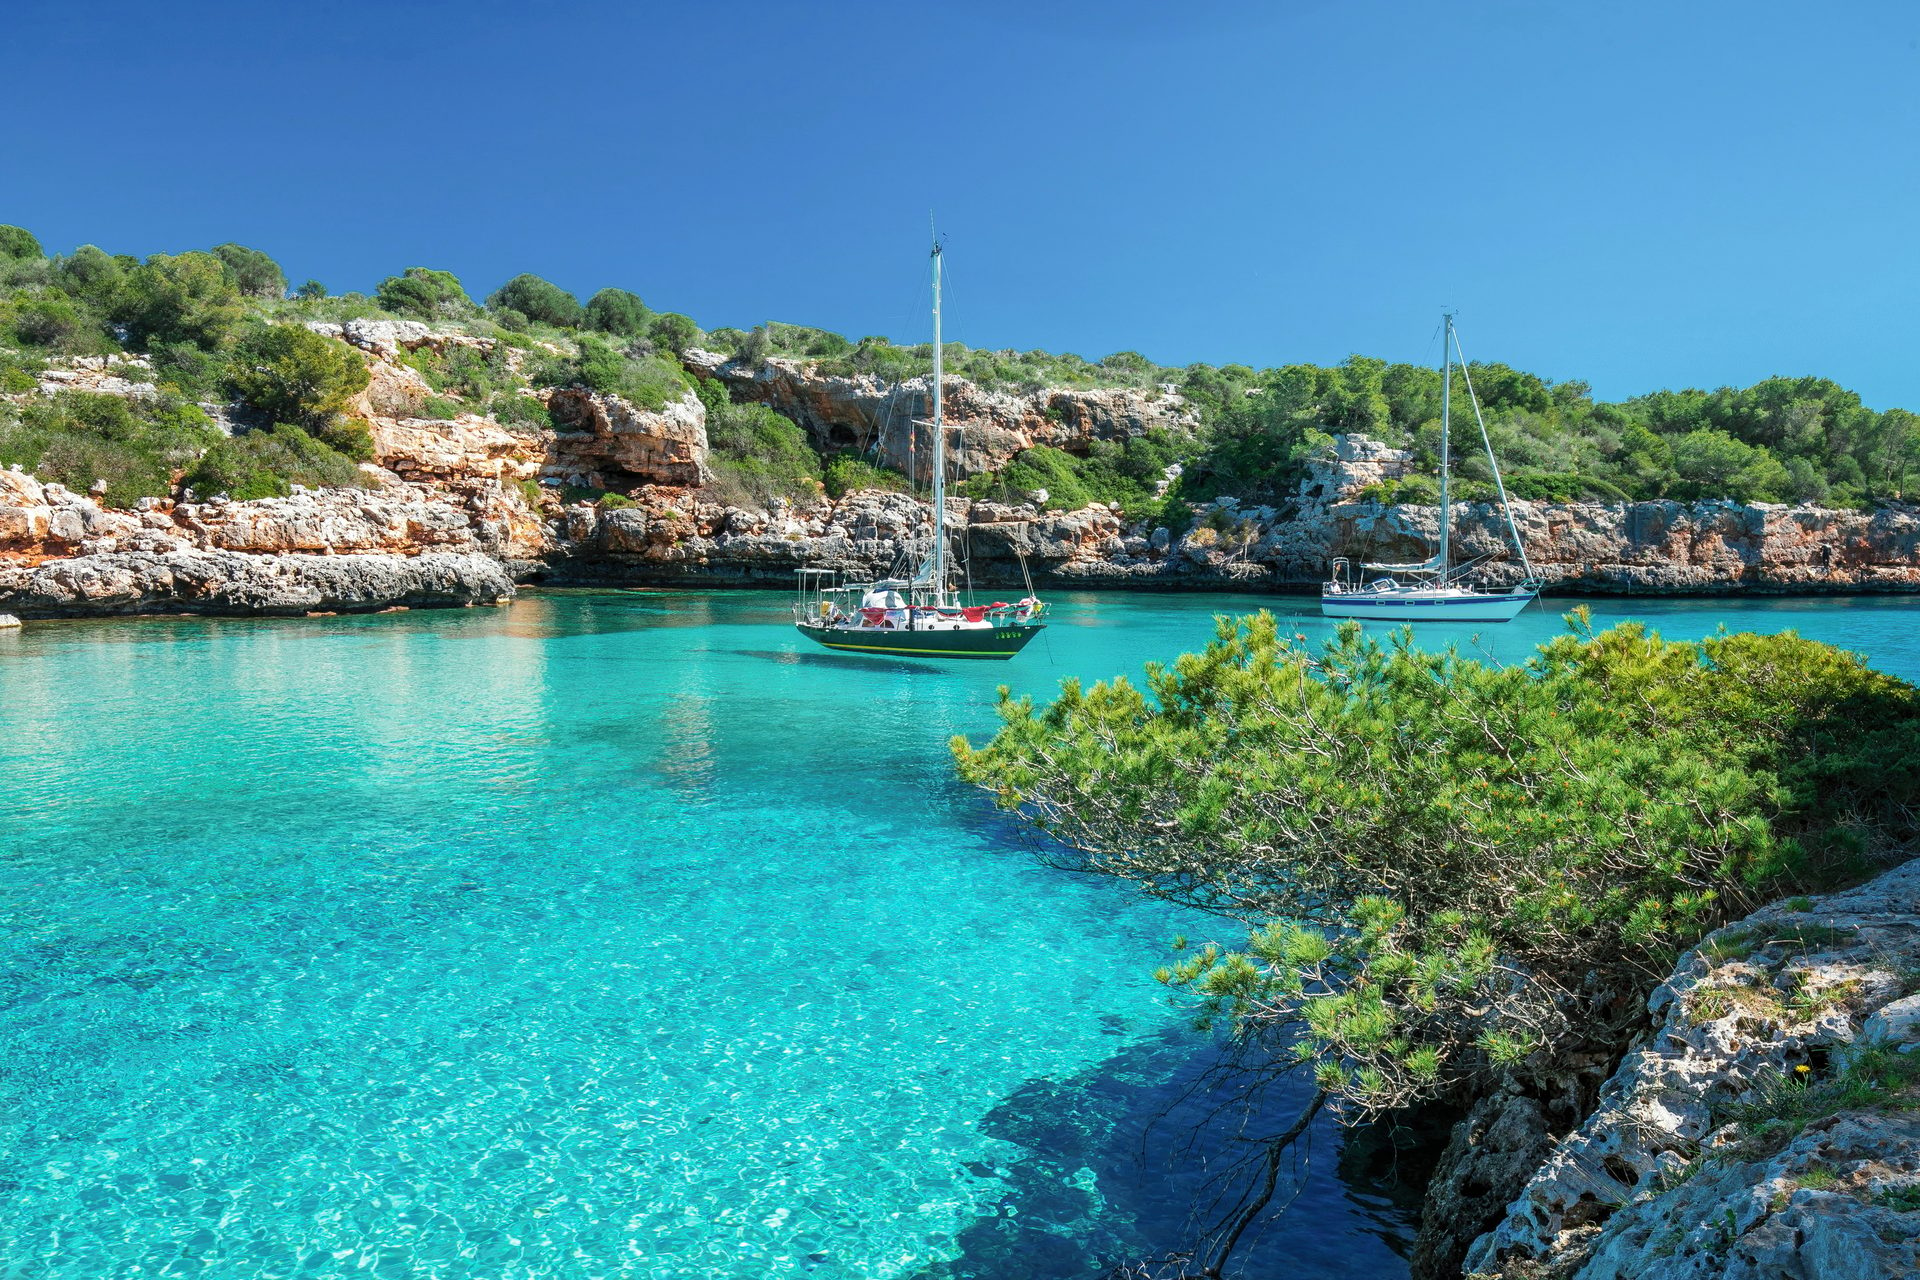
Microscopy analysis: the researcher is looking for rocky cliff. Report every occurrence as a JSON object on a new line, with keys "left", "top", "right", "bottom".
{"left": 531, "top": 436, "right": 1920, "bottom": 596}
{"left": 8, "top": 321, "right": 1920, "bottom": 620}
{"left": 1463, "top": 861, "right": 1920, "bottom": 1280}
{"left": 0, "top": 467, "right": 514, "bottom": 617}
{"left": 684, "top": 348, "right": 1197, "bottom": 480}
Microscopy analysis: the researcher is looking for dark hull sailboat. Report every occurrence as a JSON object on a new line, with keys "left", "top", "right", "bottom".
{"left": 793, "top": 618, "right": 1044, "bottom": 660}
{"left": 793, "top": 233, "right": 1048, "bottom": 662}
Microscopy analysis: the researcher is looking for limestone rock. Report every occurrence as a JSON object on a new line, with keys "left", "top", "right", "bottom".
{"left": 306, "top": 318, "right": 495, "bottom": 363}
{"left": 1416, "top": 1091, "right": 1558, "bottom": 1278}
{"left": 545, "top": 387, "right": 708, "bottom": 489}
{"left": 0, "top": 549, "right": 513, "bottom": 618}
{"left": 1571, "top": 1112, "right": 1920, "bottom": 1279}
{"left": 699, "top": 354, "right": 1198, "bottom": 480}
{"left": 1466, "top": 860, "right": 1920, "bottom": 1278}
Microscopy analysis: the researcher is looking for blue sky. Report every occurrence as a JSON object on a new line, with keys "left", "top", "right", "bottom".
{"left": 6, "top": 1, "right": 1918, "bottom": 407}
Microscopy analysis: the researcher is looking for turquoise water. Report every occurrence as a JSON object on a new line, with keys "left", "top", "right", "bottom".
{"left": 2, "top": 588, "right": 1918, "bottom": 1280}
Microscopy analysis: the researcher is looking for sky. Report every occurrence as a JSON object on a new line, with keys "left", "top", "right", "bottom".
{"left": 5, "top": 1, "right": 1918, "bottom": 407}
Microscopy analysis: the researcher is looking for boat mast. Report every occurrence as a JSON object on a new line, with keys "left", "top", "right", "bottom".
{"left": 1437, "top": 311, "right": 1453, "bottom": 578}
{"left": 929, "top": 231, "right": 947, "bottom": 605}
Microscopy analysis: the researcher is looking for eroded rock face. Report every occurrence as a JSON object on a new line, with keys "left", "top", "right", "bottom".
{"left": 305, "top": 318, "right": 497, "bottom": 363}
{"left": 0, "top": 469, "right": 548, "bottom": 617}
{"left": 1568, "top": 1112, "right": 1920, "bottom": 1280}
{"left": 1414, "top": 1092, "right": 1558, "bottom": 1278}
{"left": 371, "top": 414, "right": 543, "bottom": 486}
{"left": 687, "top": 351, "right": 1198, "bottom": 480}
{"left": 543, "top": 388, "right": 709, "bottom": 489}
{"left": 1465, "top": 861, "right": 1920, "bottom": 1278}
{"left": 0, "top": 549, "right": 513, "bottom": 618}
{"left": 30, "top": 353, "right": 158, "bottom": 400}
{"left": 542, "top": 487, "right": 1130, "bottom": 588}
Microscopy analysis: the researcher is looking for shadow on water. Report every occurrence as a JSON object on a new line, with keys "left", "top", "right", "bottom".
{"left": 728, "top": 648, "right": 959, "bottom": 678}
{"left": 906, "top": 1025, "right": 1418, "bottom": 1280}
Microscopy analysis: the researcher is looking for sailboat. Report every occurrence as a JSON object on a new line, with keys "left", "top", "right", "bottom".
{"left": 792, "top": 235, "right": 1047, "bottom": 660}
{"left": 1321, "top": 312, "right": 1541, "bottom": 622}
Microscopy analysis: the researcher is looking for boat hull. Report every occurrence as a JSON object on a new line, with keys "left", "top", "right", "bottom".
{"left": 795, "top": 621, "right": 1045, "bottom": 660}
{"left": 1320, "top": 592, "right": 1537, "bottom": 622}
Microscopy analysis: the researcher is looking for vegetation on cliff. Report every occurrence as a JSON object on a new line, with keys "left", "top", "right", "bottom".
{"left": 954, "top": 613, "right": 1920, "bottom": 1118}
{"left": 712, "top": 318, "right": 1920, "bottom": 513}
{"left": 3, "top": 220, "right": 1917, "bottom": 519}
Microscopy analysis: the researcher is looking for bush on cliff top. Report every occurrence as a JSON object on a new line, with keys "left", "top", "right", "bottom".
{"left": 118, "top": 251, "right": 247, "bottom": 350}
{"left": 584, "top": 287, "right": 650, "bottom": 337}
{"left": 0, "top": 226, "right": 44, "bottom": 260}
{"left": 534, "top": 334, "right": 689, "bottom": 411}
{"left": 210, "top": 243, "right": 287, "bottom": 300}
{"left": 954, "top": 613, "right": 1920, "bottom": 1118}
{"left": 487, "top": 274, "right": 583, "bottom": 328}
{"left": 375, "top": 267, "right": 473, "bottom": 321}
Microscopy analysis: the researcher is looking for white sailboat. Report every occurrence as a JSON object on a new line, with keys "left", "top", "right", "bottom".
{"left": 1321, "top": 313, "right": 1541, "bottom": 622}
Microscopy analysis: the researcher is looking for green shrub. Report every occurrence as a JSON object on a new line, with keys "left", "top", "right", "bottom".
{"left": 182, "top": 424, "right": 366, "bottom": 500}
{"left": 310, "top": 415, "right": 374, "bottom": 461}
{"left": 1502, "top": 471, "right": 1633, "bottom": 502}
{"left": 119, "top": 251, "right": 246, "bottom": 349}
{"left": 584, "top": 287, "right": 650, "bottom": 337}
{"left": 227, "top": 324, "right": 370, "bottom": 427}
{"left": 3, "top": 290, "right": 112, "bottom": 354}
{"left": 0, "top": 389, "right": 220, "bottom": 506}
{"left": 736, "top": 325, "right": 773, "bottom": 364}
{"left": 211, "top": 243, "right": 287, "bottom": 299}
{"left": 0, "top": 348, "right": 44, "bottom": 393}
{"left": 597, "top": 491, "right": 635, "bottom": 509}
{"left": 961, "top": 433, "right": 1184, "bottom": 515}
{"left": 540, "top": 334, "right": 688, "bottom": 410}
{"left": 647, "top": 311, "right": 700, "bottom": 356}
{"left": 487, "top": 391, "right": 552, "bottom": 430}
{"left": 405, "top": 342, "right": 516, "bottom": 404}
{"left": 294, "top": 280, "right": 327, "bottom": 300}
{"left": 0, "top": 226, "right": 42, "bottom": 259}
{"left": 53, "top": 245, "right": 126, "bottom": 312}
{"left": 375, "top": 267, "right": 472, "bottom": 320}
{"left": 1670, "top": 429, "right": 1792, "bottom": 502}
{"left": 705, "top": 401, "right": 821, "bottom": 508}
{"left": 487, "top": 274, "right": 583, "bottom": 327}
{"left": 823, "top": 454, "right": 911, "bottom": 498}
{"left": 147, "top": 341, "right": 230, "bottom": 400}
{"left": 418, "top": 395, "right": 463, "bottom": 419}
{"left": 955, "top": 613, "right": 1920, "bottom": 1116}
{"left": 1351, "top": 475, "right": 1442, "bottom": 505}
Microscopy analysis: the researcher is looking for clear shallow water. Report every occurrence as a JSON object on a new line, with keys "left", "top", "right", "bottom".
{"left": 1, "top": 587, "right": 1916, "bottom": 1280}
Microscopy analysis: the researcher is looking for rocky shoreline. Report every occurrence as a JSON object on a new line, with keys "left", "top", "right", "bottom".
{"left": 8, "top": 329, "right": 1920, "bottom": 621}
{"left": 12, "top": 462, "right": 1920, "bottom": 622}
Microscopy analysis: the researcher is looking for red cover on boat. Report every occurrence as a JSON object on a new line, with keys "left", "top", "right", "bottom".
{"left": 961, "top": 606, "right": 989, "bottom": 623}
{"left": 861, "top": 607, "right": 888, "bottom": 625}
